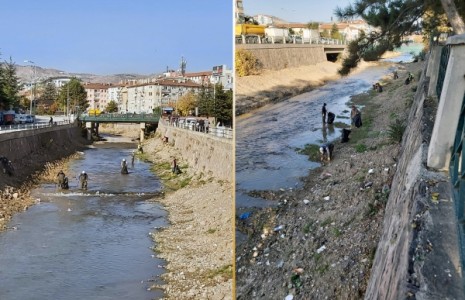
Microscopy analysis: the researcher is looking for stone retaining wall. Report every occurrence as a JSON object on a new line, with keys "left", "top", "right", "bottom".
{"left": 156, "top": 122, "right": 232, "bottom": 182}
{"left": 0, "top": 125, "right": 90, "bottom": 189}
{"left": 365, "top": 54, "right": 464, "bottom": 299}
{"left": 237, "top": 44, "right": 327, "bottom": 70}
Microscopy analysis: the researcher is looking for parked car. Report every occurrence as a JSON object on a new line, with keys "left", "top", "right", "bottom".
{"left": 185, "top": 117, "right": 197, "bottom": 130}
{"left": 26, "top": 115, "right": 35, "bottom": 123}
{"left": 15, "top": 114, "right": 27, "bottom": 124}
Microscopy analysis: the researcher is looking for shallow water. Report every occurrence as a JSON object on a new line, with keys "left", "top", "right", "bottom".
{"left": 0, "top": 140, "right": 167, "bottom": 300}
{"left": 236, "top": 63, "right": 400, "bottom": 208}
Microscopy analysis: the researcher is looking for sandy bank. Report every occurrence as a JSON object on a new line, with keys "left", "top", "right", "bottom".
{"left": 142, "top": 136, "right": 233, "bottom": 299}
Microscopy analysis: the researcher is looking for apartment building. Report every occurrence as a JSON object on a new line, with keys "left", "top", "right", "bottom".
{"left": 83, "top": 83, "right": 110, "bottom": 111}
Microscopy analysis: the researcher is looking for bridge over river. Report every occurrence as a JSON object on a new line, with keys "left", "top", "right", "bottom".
{"left": 80, "top": 113, "right": 160, "bottom": 141}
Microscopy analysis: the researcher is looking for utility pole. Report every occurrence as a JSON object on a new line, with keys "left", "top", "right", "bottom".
{"left": 24, "top": 60, "right": 36, "bottom": 114}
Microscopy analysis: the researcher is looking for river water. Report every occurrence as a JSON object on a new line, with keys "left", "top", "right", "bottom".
{"left": 0, "top": 137, "right": 167, "bottom": 300}
{"left": 236, "top": 48, "right": 421, "bottom": 208}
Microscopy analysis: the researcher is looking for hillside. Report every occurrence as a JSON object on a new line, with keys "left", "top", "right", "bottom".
{"left": 14, "top": 64, "right": 153, "bottom": 84}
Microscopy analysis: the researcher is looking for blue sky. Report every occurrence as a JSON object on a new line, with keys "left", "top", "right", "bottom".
{"left": 243, "top": 0, "right": 354, "bottom": 23}
{"left": 0, "top": 0, "right": 232, "bottom": 75}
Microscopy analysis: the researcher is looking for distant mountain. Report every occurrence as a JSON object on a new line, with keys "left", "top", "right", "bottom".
{"left": 14, "top": 65, "right": 152, "bottom": 84}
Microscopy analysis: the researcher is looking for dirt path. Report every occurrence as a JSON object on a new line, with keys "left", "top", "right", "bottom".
{"left": 236, "top": 61, "right": 423, "bottom": 299}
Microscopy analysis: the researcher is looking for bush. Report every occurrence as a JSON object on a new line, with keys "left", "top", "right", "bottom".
{"left": 387, "top": 119, "right": 406, "bottom": 143}
{"left": 235, "top": 49, "right": 260, "bottom": 77}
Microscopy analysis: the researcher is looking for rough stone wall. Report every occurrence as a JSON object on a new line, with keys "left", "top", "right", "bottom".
{"left": 0, "top": 125, "right": 90, "bottom": 188}
{"left": 365, "top": 56, "right": 464, "bottom": 298}
{"left": 237, "top": 44, "right": 327, "bottom": 70}
{"left": 156, "top": 123, "right": 232, "bottom": 182}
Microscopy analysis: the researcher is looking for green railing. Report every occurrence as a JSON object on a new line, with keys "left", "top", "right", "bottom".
{"left": 450, "top": 92, "right": 465, "bottom": 264}
{"left": 436, "top": 45, "right": 451, "bottom": 100}
{"left": 80, "top": 113, "right": 160, "bottom": 123}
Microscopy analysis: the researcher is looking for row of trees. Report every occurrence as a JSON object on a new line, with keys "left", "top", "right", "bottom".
{"left": 176, "top": 83, "right": 233, "bottom": 126}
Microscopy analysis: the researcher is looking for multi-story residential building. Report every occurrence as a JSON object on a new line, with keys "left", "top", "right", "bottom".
{"left": 211, "top": 65, "right": 233, "bottom": 90}
{"left": 319, "top": 19, "right": 372, "bottom": 41}
{"left": 83, "top": 83, "right": 110, "bottom": 111}
{"left": 107, "top": 84, "right": 125, "bottom": 111}
{"left": 185, "top": 71, "right": 212, "bottom": 86}
{"left": 125, "top": 80, "right": 203, "bottom": 114}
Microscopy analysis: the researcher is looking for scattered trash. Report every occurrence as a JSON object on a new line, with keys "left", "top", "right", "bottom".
{"left": 364, "top": 182, "right": 373, "bottom": 188}
{"left": 323, "top": 196, "right": 330, "bottom": 201}
{"left": 276, "top": 260, "right": 284, "bottom": 268}
{"left": 274, "top": 225, "right": 284, "bottom": 232}
{"left": 280, "top": 188, "right": 285, "bottom": 192}
{"left": 431, "top": 192, "right": 439, "bottom": 201}
{"left": 303, "top": 199, "right": 310, "bottom": 205}
{"left": 67, "top": 208, "right": 72, "bottom": 212}
{"left": 293, "top": 268, "right": 304, "bottom": 274}
{"left": 285, "top": 294, "right": 294, "bottom": 300}
{"left": 253, "top": 251, "right": 259, "bottom": 258}
{"left": 316, "top": 245, "right": 326, "bottom": 254}
{"left": 368, "top": 169, "right": 374, "bottom": 174}
{"left": 384, "top": 168, "right": 389, "bottom": 172}
{"left": 320, "top": 172, "right": 332, "bottom": 180}
{"left": 239, "top": 212, "right": 252, "bottom": 220}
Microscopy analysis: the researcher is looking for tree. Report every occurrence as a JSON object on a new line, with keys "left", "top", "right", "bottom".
{"left": 213, "top": 84, "right": 233, "bottom": 127}
{"left": 105, "top": 100, "right": 118, "bottom": 113}
{"left": 197, "top": 86, "right": 215, "bottom": 117}
{"left": 1, "top": 57, "right": 21, "bottom": 109}
{"left": 306, "top": 22, "right": 319, "bottom": 30}
{"left": 40, "top": 82, "right": 57, "bottom": 104}
{"left": 57, "top": 78, "right": 88, "bottom": 114}
{"left": 176, "top": 92, "right": 197, "bottom": 116}
{"left": 330, "top": 23, "right": 342, "bottom": 40}
{"left": 335, "top": 0, "right": 465, "bottom": 75}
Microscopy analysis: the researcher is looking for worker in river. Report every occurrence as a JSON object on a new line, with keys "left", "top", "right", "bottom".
{"left": 121, "top": 158, "right": 129, "bottom": 174}
{"left": 56, "top": 170, "right": 69, "bottom": 189}
{"left": 79, "top": 171, "right": 88, "bottom": 190}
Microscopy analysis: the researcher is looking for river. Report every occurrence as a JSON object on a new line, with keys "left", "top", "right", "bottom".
{"left": 0, "top": 136, "right": 167, "bottom": 300}
{"left": 236, "top": 46, "right": 422, "bottom": 209}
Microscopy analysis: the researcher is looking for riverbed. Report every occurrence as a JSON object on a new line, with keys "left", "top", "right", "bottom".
{"left": 0, "top": 138, "right": 167, "bottom": 300}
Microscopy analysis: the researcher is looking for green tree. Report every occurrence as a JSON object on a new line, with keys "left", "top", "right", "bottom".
{"left": 306, "top": 22, "right": 319, "bottom": 29}
{"left": 40, "top": 82, "right": 57, "bottom": 103}
{"left": 213, "top": 84, "right": 233, "bottom": 127}
{"left": 105, "top": 100, "right": 118, "bottom": 113}
{"left": 57, "top": 78, "right": 88, "bottom": 114}
{"left": 330, "top": 23, "right": 342, "bottom": 40}
{"left": 335, "top": 0, "right": 465, "bottom": 75}
{"left": 197, "top": 86, "right": 215, "bottom": 117}
{"left": 1, "top": 57, "right": 22, "bottom": 109}
{"left": 321, "top": 29, "right": 330, "bottom": 38}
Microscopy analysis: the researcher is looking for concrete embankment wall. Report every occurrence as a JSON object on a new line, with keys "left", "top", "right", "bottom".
{"left": 365, "top": 52, "right": 464, "bottom": 298}
{"left": 237, "top": 44, "right": 327, "bottom": 70}
{"left": 0, "top": 125, "right": 90, "bottom": 189}
{"left": 156, "top": 122, "right": 232, "bottom": 182}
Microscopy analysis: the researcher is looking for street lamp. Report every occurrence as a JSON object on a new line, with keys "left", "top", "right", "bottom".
{"left": 24, "top": 60, "right": 36, "bottom": 115}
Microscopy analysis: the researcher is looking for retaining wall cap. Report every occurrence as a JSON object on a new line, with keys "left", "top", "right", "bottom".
{"left": 447, "top": 33, "right": 465, "bottom": 45}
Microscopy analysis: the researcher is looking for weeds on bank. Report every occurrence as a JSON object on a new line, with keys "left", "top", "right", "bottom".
{"left": 387, "top": 119, "right": 406, "bottom": 143}
{"left": 296, "top": 144, "right": 320, "bottom": 161}
{"left": 205, "top": 264, "right": 233, "bottom": 281}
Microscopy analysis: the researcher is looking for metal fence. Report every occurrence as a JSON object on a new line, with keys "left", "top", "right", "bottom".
{"left": 436, "top": 45, "right": 451, "bottom": 100}
{"left": 449, "top": 92, "right": 465, "bottom": 267}
{"left": 162, "top": 119, "right": 233, "bottom": 139}
{"left": 0, "top": 121, "right": 70, "bottom": 133}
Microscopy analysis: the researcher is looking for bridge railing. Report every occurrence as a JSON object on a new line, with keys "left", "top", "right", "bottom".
{"left": 80, "top": 113, "right": 160, "bottom": 123}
